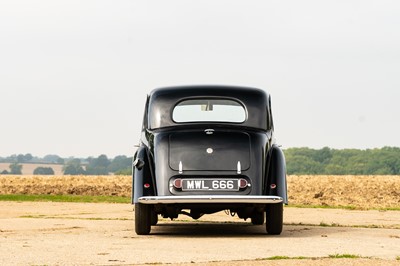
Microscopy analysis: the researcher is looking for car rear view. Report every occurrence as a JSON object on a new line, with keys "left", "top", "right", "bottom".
{"left": 132, "top": 86, "right": 287, "bottom": 235}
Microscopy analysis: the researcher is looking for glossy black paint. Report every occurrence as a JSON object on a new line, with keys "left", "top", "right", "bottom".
{"left": 152, "top": 128, "right": 266, "bottom": 197}
{"left": 133, "top": 85, "right": 287, "bottom": 220}
{"left": 132, "top": 146, "right": 156, "bottom": 203}
{"left": 169, "top": 130, "right": 250, "bottom": 171}
{"left": 147, "top": 85, "right": 270, "bottom": 130}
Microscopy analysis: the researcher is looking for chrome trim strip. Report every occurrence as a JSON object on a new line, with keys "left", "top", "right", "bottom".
{"left": 138, "top": 195, "right": 283, "bottom": 204}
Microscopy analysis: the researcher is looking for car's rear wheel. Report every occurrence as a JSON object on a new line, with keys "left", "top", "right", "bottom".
{"left": 251, "top": 211, "right": 264, "bottom": 225}
{"left": 135, "top": 203, "right": 151, "bottom": 235}
{"left": 265, "top": 203, "right": 283, "bottom": 235}
{"left": 151, "top": 210, "right": 158, "bottom": 225}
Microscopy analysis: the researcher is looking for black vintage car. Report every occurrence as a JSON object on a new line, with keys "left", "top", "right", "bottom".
{"left": 132, "top": 85, "right": 288, "bottom": 235}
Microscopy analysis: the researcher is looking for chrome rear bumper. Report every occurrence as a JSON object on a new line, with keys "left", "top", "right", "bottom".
{"left": 138, "top": 195, "right": 283, "bottom": 204}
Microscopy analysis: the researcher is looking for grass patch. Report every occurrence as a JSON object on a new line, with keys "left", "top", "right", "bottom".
{"left": 285, "top": 222, "right": 399, "bottom": 229}
{"left": 0, "top": 194, "right": 130, "bottom": 203}
{"left": 258, "top": 256, "right": 308, "bottom": 260}
{"left": 19, "top": 215, "right": 129, "bottom": 221}
{"left": 328, "top": 254, "right": 362, "bottom": 259}
{"left": 287, "top": 204, "right": 358, "bottom": 210}
{"left": 287, "top": 204, "right": 400, "bottom": 211}
{"left": 258, "top": 254, "right": 365, "bottom": 261}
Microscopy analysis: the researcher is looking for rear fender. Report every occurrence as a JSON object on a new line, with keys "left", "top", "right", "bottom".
{"left": 265, "top": 145, "right": 288, "bottom": 204}
{"left": 132, "top": 146, "right": 156, "bottom": 204}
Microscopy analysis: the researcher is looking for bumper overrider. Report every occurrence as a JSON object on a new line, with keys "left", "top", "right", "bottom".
{"left": 138, "top": 195, "right": 283, "bottom": 204}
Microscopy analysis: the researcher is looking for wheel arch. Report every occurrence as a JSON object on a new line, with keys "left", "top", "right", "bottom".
{"left": 132, "top": 146, "right": 156, "bottom": 204}
{"left": 265, "top": 145, "right": 288, "bottom": 204}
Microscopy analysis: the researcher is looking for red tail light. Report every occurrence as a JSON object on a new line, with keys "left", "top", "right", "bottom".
{"left": 173, "top": 179, "right": 182, "bottom": 189}
{"left": 144, "top": 183, "right": 150, "bottom": 189}
{"left": 239, "top": 179, "right": 248, "bottom": 189}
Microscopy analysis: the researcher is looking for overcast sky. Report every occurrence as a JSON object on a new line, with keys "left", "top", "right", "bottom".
{"left": 1, "top": 0, "right": 399, "bottom": 158}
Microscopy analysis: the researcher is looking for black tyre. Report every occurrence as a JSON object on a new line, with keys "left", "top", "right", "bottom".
{"left": 151, "top": 210, "right": 158, "bottom": 226}
{"left": 265, "top": 203, "right": 283, "bottom": 235}
{"left": 135, "top": 203, "right": 151, "bottom": 235}
{"left": 251, "top": 211, "right": 264, "bottom": 225}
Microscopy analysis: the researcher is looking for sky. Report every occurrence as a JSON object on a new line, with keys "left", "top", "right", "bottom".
{"left": 0, "top": 0, "right": 399, "bottom": 158}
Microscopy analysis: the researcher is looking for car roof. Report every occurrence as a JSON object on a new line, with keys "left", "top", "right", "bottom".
{"left": 147, "top": 85, "right": 270, "bottom": 130}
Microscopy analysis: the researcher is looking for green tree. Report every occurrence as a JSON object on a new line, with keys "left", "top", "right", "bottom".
{"left": 314, "top": 147, "right": 332, "bottom": 164}
{"left": 108, "top": 155, "right": 132, "bottom": 174}
{"left": 86, "top": 154, "right": 110, "bottom": 175}
{"left": 44, "top": 154, "right": 63, "bottom": 164}
{"left": 33, "top": 167, "right": 55, "bottom": 175}
{"left": 17, "top": 154, "right": 25, "bottom": 163}
{"left": 24, "top": 153, "right": 33, "bottom": 162}
{"left": 9, "top": 163, "right": 23, "bottom": 174}
{"left": 63, "top": 159, "right": 86, "bottom": 175}
{"left": 285, "top": 155, "right": 321, "bottom": 175}
{"left": 15, "top": 153, "right": 33, "bottom": 163}
{"left": 285, "top": 147, "right": 400, "bottom": 175}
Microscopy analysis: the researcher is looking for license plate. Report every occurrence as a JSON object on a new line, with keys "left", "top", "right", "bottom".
{"left": 182, "top": 179, "right": 239, "bottom": 191}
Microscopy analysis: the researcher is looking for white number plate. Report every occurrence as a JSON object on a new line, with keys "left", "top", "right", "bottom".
{"left": 182, "top": 179, "right": 239, "bottom": 191}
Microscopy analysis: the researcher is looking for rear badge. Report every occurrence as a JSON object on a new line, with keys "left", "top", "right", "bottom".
{"left": 206, "top": 148, "right": 213, "bottom": 154}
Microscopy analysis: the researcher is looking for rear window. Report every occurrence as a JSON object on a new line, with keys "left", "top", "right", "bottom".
{"left": 172, "top": 99, "right": 246, "bottom": 123}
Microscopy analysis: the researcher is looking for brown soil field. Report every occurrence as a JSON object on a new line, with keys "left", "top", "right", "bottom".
{"left": 1, "top": 175, "right": 399, "bottom": 209}
{"left": 0, "top": 175, "right": 130, "bottom": 197}
{"left": 0, "top": 163, "right": 64, "bottom": 175}
{"left": 288, "top": 175, "right": 400, "bottom": 209}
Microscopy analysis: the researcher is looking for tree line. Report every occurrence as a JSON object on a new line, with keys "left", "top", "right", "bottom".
{"left": 1, "top": 147, "right": 400, "bottom": 175}
{"left": 62, "top": 155, "right": 132, "bottom": 175}
{"left": 285, "top": 146, "right": 400, "bottom": 175}
{"left": 0, "top": 154, "right": 132, "bottom": 175}
{"left": 0, "top": 154, "right": 65, "bottom": 164}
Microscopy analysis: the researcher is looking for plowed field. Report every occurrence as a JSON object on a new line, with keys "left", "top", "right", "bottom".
{"left": 1, "top": 175, "right": 399, "bottom": 209}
